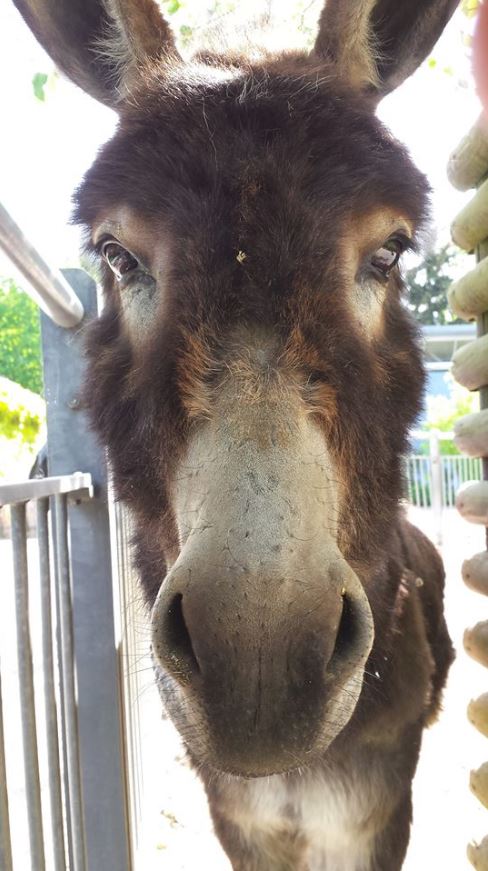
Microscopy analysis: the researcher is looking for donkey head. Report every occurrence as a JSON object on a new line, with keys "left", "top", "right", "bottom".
{"left": 15, "top": 0, "right": 458, "bottom": 777}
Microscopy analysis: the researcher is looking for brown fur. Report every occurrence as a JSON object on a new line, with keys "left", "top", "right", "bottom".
{"left": 12, "top": 1, "right": 459, "bottom": 868}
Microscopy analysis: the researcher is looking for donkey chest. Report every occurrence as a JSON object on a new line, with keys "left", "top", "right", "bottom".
{"left": 224, "top": 768, "right": 387, "bottom": 871}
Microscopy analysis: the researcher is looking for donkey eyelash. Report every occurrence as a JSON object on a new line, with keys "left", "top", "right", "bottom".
{"left": 94, "top": 236, "right": 155, "bottom": 286}
{"left": 360, "top": 232, "right": 414, "bottom": 285}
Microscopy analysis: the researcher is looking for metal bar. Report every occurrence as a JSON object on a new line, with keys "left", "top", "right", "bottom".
{"left": 54, "top": 494, "right": 87, "bottom": 871}
{"left": 410, "top": 429, "right": 456, "bottom": 440}
{"left": 429, "top": 432, "right": 443, "bottom": 543}
{"left": 0, "top": 664, "right": 13, "bottom": 871}
{"left": 42, "top": 269, "right": 132, "bottom": 871}
{"left": 0, "top": 202, "right": 83, "bottom": 328}
{"left": 449, "top": 459, "right": 455, "bottom": 507}
{"left": 11, "top": 503, "right": 46, "bottom": 871}
{"left": 0, "top": 473, "right": 93, "bottom": 508}
{"left": 412, "top": 458, "right": 421, "bottom": 506}
{"left": 37, "top": 499, "right": 67, "bottom": 871}
{"left": 418, "top": 457, "right": 427, "bottom": 507}
{"left": 448, "top": 459, "right": 454, "bottom": 508}
{"left": 51, "top": 508, "right": 74, "bottom": 871}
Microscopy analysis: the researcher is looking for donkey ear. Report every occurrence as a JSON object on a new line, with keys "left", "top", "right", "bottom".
{"left": 13, "top": 0, "right": 180, "bottom": 109}
{"left": 314, "top": 0, "right": 459, "bottom": 99}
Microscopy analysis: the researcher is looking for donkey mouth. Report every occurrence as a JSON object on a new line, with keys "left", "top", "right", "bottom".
{"left": 152, "top": 582, "right": 374, "bottom": 779}
{"left": 154, "top": 658, "right": 369, "bottom": 780}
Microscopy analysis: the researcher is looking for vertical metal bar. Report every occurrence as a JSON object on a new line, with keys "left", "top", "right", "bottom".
{"left": 411, "top": 457, "right": 420, "bottom": 506}
{"left": 403, "top": 457, "right": 409, "bottom": 502}
{"left": 424, "top": 457, "right": 429, "bottom": 508}
{"left": 420, "top": 457, "right": 427, "bottom": 507}
{"left": 429, "top": 431, "right": 443, "bottom": 544}
{"left": 54, "top": 494, "right": 87, "bottom": 871}
{"left": 11, "top": 502, "right": 46, "bottom": 871}
{"left": 445, "top": 458, "right": 450, "bottom": 508}
{"left": 37, "top": 498, "right": 67, "bottom": 871}
{"left": 51, "top": 506, "right": 74, "bottom": 871}
{"left": 41, "top": 270, "right": 132, "bottom": 871}
{"left": 0, "top": 664, "right": 13, "bottom": 871}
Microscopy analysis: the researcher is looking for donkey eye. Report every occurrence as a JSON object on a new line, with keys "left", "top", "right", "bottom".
{"left": 101, "top": 240, "right": 139, "bottom": 280}
{"left": 369, "top": 237, "right": 405, "bottom": 279}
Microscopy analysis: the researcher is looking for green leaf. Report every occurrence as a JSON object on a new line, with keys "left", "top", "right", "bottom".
{"left": 0, "top": 378, "right": 45, "bottom": 446}
{"left": 179, "top": 23, "right": 193, "bottom": 46}
{"left": 461, "top": 0, "right": 480, "bottom": 18}
{"left": 32, "top": 72, "right": 48, "bottom": 102}
{"left": 405, "top": 244, "right": 463, "bottom": 328}
{"left": 0, "top": 278, "right": 42, "bottom": 394}
{"left": 165, "top": 0, "right": 181, "bottom": 13}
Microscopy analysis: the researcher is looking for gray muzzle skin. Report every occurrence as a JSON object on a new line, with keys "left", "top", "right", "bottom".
{"left": 151, "top": 380, "right": 374, "bottom": 776}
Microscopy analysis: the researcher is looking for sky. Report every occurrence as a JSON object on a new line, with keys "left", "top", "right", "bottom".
{"left": 0, "top": 1, "right": 483, "bottom": 287}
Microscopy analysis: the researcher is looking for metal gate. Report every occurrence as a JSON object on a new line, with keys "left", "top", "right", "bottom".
{"left": 0, "top": 206, "right": 132, "bottom": 870}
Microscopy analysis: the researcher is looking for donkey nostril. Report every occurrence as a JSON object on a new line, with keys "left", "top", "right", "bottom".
{"left": 332, "top": 594, "right": 356, "bottom": 661}
{"left": 164, "top": 593, "right": 200, "bottom": 679}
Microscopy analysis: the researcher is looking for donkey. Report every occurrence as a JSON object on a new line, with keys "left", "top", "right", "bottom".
{"left": 14, "top": 1, "right": 457, "bottom": 867}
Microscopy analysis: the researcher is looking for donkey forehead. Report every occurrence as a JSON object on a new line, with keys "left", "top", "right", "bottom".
{"left": 77, "top": 71, "right": 429, "bottom": 233}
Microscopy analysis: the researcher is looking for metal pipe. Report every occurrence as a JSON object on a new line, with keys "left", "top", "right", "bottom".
{"left": 11, "top": 503, "right": 46, "bottom": 871}
{"left": 51, "top": 507, "right": 74, "bottom": 871}
{"left": 0, "top": 473, "right": 93, "bottom": 508}
{"left": 37, "top": 499, "right": 67, "bottom": 871}
{"left": 0, "top": 663, "right": 13, "bottom": 871}
{"left": 429, "top": 430, "right": 443, "bottom": 546}
{"left": 54, "top": 495, "right": 87, "bottom": 871}
{"left": 0, "top": 202, "right": 84, "bottom": 328}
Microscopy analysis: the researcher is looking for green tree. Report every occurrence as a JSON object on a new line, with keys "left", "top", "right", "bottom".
{"left": 0, "top": 278, "right": 42, "bottom": 394}
{"left": 404, "top": 245, "right": 461, "bottom": 326}
{"left": 0, "top": 377, "right": 45, "bottom": 446}
{"left": 423, "top": 375, "right": 478, "bottom": 455}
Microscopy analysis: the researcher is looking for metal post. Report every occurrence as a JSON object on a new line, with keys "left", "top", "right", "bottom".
{"left": 37, "top": 498, "right": 67, "bottom": 871}
{"left": 41, "top": 269, "right": 132, "bottom": 871}
{"left": 54, "top": 494, "right": 87, "bottom": 871}
{"left": 429, "top": 430, "right": 443, "bottom": 546}
{"left": 11, "top": 503, "right": 46, "bottom": 871}
{"left": 0, "top": 664, "right": 13, "bottom": 871}
{"left": 0, "top": 202, "right": 83, "bottom": 328}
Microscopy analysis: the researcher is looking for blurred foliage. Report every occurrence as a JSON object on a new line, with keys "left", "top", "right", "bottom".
{"left": 160, "top": 0, "right": 320, "bottom": 52}
{"left": 0, "top": 377, "right": 45, "bottom": 447}
{"left": 161, "top": 0, "right": 237, "bottom": 50}
{"left": 462, "top": 0, "right": 481, "bottom": 17}
{"left": 31, "top": 69, "right": 58, "bottom": 101}
{"left": 32, "top": 72, "right": 48, "bottom": 101}
{"left": 405, "top": 245, "right": 462, "bottom": 326}
{"left": 0, "top": 378, "right": 46, "bottom": 480}
{"left": 0, "top": 278, "right": 42, "bottom": 394}
{"left": 423, "top": 376, "right": 477, "bottom": 455}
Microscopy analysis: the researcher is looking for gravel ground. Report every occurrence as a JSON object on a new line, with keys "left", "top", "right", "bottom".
{"left": 1, "top": 507, "right": 487, "bottom": 870}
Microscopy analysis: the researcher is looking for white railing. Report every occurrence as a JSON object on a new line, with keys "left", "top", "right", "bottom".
{"left": 405, "top": 430, "right": 482, "bottom": 544}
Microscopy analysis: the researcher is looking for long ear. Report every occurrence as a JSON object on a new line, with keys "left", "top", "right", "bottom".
{"left": 313, "top": 0, "right": 460, "bottom": 99}
{"left": 12, "top": 0, "right": 181, "bottom": 109}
